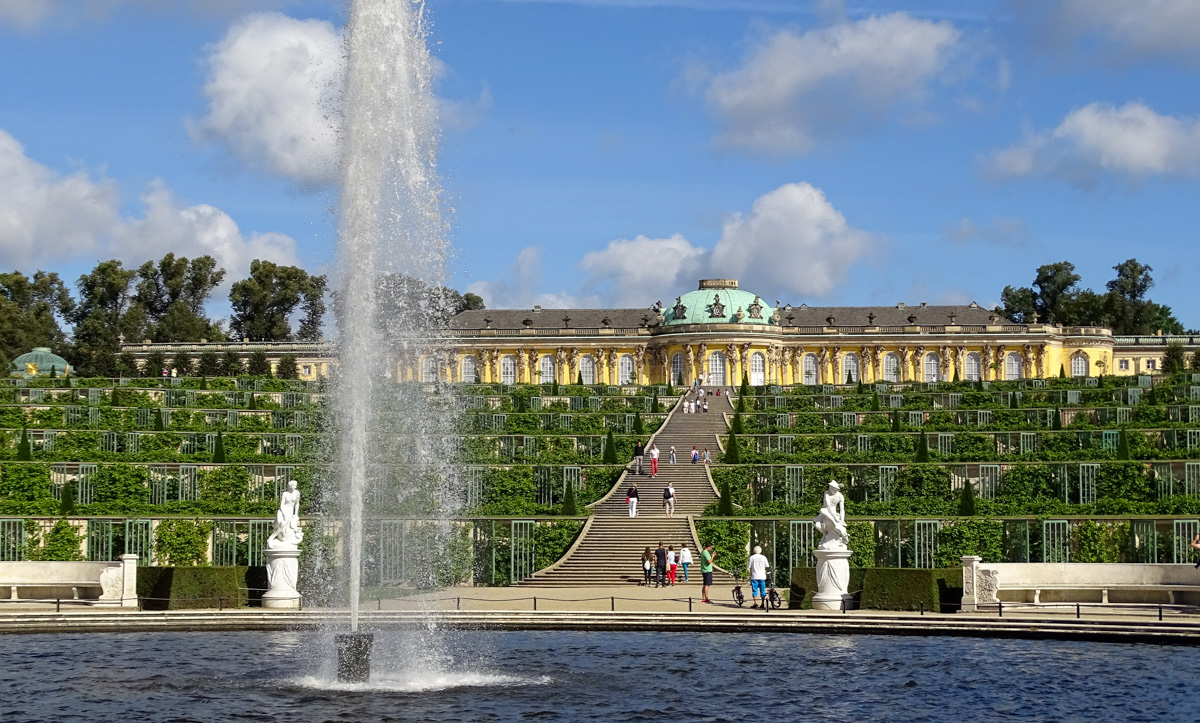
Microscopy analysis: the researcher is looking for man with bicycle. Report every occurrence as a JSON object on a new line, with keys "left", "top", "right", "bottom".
{"left": 747, "top": 545, "right": 770, "bottom": 609}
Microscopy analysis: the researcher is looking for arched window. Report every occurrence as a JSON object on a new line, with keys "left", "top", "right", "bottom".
{"left": 750, "top": 352, "right": 766, "bottom": 386}
{"left": 1071, "top": 354, "right": 1089, "bottom": 378}
{"left": 618, "top": 354, "right": 635, "bottom": 385}
{"left": 500, "top": 355, "right": 517, "bottom": 385}
{"left": 707, "top": 351, "right": 726, "bottom": 386}
{"left": 420, "top": 357, "right": 439, "bottom": 383}
{"left": 539, "top": 354, "right": 556, "bottom": 384}
{"left": 883, "top": 353, "right": 900, "bottom": 382}
{"left": 579, "top": 355, "right": 596, "bottom": 385}
{"left": 460, "top": 355, "right": 477, "bottom": 384}
{"left": 802, "top": 353, "right": 818, "bottom": 385}
{"left": 964, "top": 352, "right": 981, "bottom": 382}
{"left": 924, "top": 353, "right": 941, "bottom": 383}
{"left": 670, "top": 353, "right": 685, "bottom": 386}
{"left": 1005, "top": 352, "right": 1023, "bottom": 380}
{"left": 843, "top": 352, "right": 859, "bottom": 384}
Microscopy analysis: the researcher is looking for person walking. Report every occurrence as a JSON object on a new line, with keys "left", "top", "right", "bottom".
{"left": 691, "top": 446, "right": 699, "bottom": 464}
{"left": 633, "top": 440, "right": 645, "bottom": 475}
{"left": 627, "top": 481, "right": 639, "bottom": 517}
{"left": 667, "top": 546, "right": 677, "bottom": 586}
{"left": 747, "top": 545, "right": 771, "bottom": 609}
{"left": 641, "top": 546, "right": 654, "bottom": 586}
{"left": 679, "top": 544, "right": 693, "bottom": 583}
{"left": 703, "top": 448, "right": 711, "bottom": 464}
{"left": 702, "top": 399, "right": 709, "bottom": 413}
{"left": 700, "top": 543, "right": 716, "bottom": 603}
{"left": 663, "top": 482, "right": 676, "bottom": 517}
{"left": 669, "top": 446, "right": 676, "bottom": 464}
{"left": 655, "top": 542, "right": 668, "bottom": 588}
{"left": 650, "top": 443, "right": 660, "bottom": 477}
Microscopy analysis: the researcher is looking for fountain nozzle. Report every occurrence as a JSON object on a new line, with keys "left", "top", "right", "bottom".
{"left": 335, "top": 633, "right": 374, "bottom": 683}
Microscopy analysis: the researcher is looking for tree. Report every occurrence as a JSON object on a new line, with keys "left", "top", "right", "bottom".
{"left": 1059, "top": 364, "right": 1066, "bottom": 378}
{"left": 730, "top": 410, "right": 744, "bottom": 434}
{"left": 957, "top": 481, "right": 977, "bottom": 517}
{"left": 891, "top": 411, "right": 901, "bottom": 433}
{"left": 633, "top": 412, "right": 645, "bottom": 436}
{"left": 228, "top": 260, "right": 327, "bottom": 341}
{"left": 1191, "top": 350, "right": 1200, "bottom": 374}
{"left": 1163, "top": 341, "right": 1187, "bottom": 375}
{"left": 247, "top": 350, "right": 272, "bottom": 376}
{"left": 1117, "top": 428, "right": 1131, "bottom": 461}
{"left": 997, "top": 285, "right": 1037, "bottom": 324}
{"left": 69, "top": 260, "right": 140, "bottom": 376}
{"left": 145, "top": 350, "right": 166, "bottom": 378}
{"left": 551, "top": 379, "right": 559, "bottom": 396}
{"left": 725, "top": 431, "right": 740, "bottom": 463}
{"left": 17, "top": 428, "right": 32, "bottom": 461}
{"left": 117, "top": 352, "right": 138, "bottom": 377}
{"left": 718, "top": 480, "right": 734, "bottom": 516}
{"left": 213, "top": 431, "right": 227, "bottom": 464}
{"left": 1052, "top": 408, "right": 1063, "bottom": 430}
{"left": 275, "top": 353, "right": 299, "bottom": 379}
{"left": 222, "top": 351, "right": 244, "bottom": 376}
{"left": 561, "top": 481, "right": 578, "bottom": 516}
{"left": 0, "top": 270, "right": 75, "bottom": 372}
{"left": 577, "top": 371, "right": 583, "bottom": 386}
{"left": 171, "top": 351, "right": 194, "bottom": 377}
{"left": 871, "top": 392, "right": 881, "bottom": 411}
{"left": 915, "top": 432, "right": 930, "bottom": 463}
{"left": 1033, "top": 262, "right": 1081, "bottom": 323}
{"left": 154, "top": 409, "right": 165, "bottom": 432}
{"left": 133, "top": 254, "right": 226, "bottom": 342}
{"left": 198, "top": 351, "right": 223, "bottom": 377}
{"left": 602, "top": 428, "right": 617, "bottom": 464}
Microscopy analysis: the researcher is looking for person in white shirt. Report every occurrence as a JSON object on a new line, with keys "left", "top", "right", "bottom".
{"left": 666, "top": 546, "right": 677, "bottom": 585}
{"left": 663, "top": 482, "right": 676, "bottom": 517}
{"left": 747, "top": 545, "right": 771, "bottom": 609}
{"left": 650, "top": 443, "right": 660, "bottom": 477}
{"left": 678, "top": 544, "right": 693, "bottom": 582}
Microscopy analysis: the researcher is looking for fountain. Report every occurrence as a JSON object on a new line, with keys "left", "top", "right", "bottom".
{"left": 330, "top": 0, "right": 460, "bottom": 682}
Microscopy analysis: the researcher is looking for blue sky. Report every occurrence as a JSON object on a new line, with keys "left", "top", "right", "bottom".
{"left": 1, "top": 0, "right": 1198, "bottom": 325}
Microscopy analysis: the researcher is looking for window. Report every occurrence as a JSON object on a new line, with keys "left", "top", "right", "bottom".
{"left": 460, "top": 355, "right": 477, "bottom": 384}
{"left": 301, "top": 365, "right": 312, "bottom": 376}
{"left": 1005, "top": 352, "right": 1023, "bottom": 380}
{"left": 1146, "top": 359, "right": 1158, "bottom": 371}
{"left": 842, "top": 352, "right": 859, "bottom": 384}
{"left": 670, "top": 353, "right": 685, "bottom": 385}
{"left": 1070, "top": 354, "right": 1088, "bottom": 378}
{"left": 420, "top": 357, "right": 438, "bottom": 382}
{"left": 924, "top": 353, "right": 941, "bottom": 383}
{"left": 500, "top": 355, "right": 517, "bottom": 384}
{"left": 964, "top": 352, "right": 981, "bottom": 381}
{"left": 1119, "top": 359, "right": 1130, "bottom": 371}
{"left": 707, "top": 351, "right": 726, "bottom": 386}
{"left": 802, "top": 353, "right": 818, "bottom": 385}
{"left": 750, "top": 352, "right": 766, "bottom": 386}
{"left": 883, "top": 353, "right": 900, "bottom": 382}
{"left": 618, "top": 354, "right": 635, "bottom": 385}
{"left": 579, "top": 355, "right": 596, "bottom": 385}
{"left": 540, "top": 354, "right": 556, "bottom": 384}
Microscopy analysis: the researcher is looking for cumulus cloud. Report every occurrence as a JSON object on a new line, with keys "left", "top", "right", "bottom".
{"left": 466, "top": 247, "right": 584, "bottom": 310}
{"left": 472, "top": 182, "right": 872, "bottom": 308}
{"left": 190, "top": 12, "right": 344, "bottom": 188}
{"left": 0, "top": 129, "right": 120, "bottom": 268}
{"left": 0, "top": 127, "right": 297, "bottom": 278}
{"left": 945, "top": 217, "right": 1030, "bottom": 248}
{"left": 699, "top": 13, "right": 961, "bottom": 156}
{"left": 1014, "top": 0, "right": 1200, "bottom": 64}
{"left": 988, "top": 102, "right": 1200, "bottom": 183}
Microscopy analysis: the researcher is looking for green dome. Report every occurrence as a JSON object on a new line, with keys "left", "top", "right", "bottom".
{"left": 664, "top": 280, "right": 777, "bottom": 325}
{"left": 9, "top": 347, "right": 72, "bottom": 378}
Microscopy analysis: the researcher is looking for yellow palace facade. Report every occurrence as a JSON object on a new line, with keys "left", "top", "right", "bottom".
{"left": 429, "top": 279, "right": 1128, "bottom": 387}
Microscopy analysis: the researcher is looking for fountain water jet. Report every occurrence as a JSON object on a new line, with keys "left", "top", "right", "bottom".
{"left": 331, "top": 0, "right": 459, "bottom": 682}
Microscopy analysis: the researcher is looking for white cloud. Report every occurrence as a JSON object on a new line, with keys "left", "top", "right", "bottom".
{"left": 0, "top": 129, "right": 120, "bottom": 268}
{"left": 466, "top": 247, "right": 583, "bottom": 309}
{"left": 700, "top": 13, "right": 961, "bottom": 156}
{"left": 0, "top": 127, "right": 297, "bottom": 280}
{"left": 1015, "top": 0, "right": 1200, "bottom": 64}
{"left": 0, "top": 0, "right": 56, "bottom": 31}
{"left": 988, "top": 102, "right": 1200, "bottom": 183}
{"left": 708, "top": 182, "right": 871, "bottom": 297}
{"left": 472, "top": 182, "right": 872, "bottom": 307}
{"left": 945, "top": 217, "right": 1030, "bottom": 247}
{"left": 190, "top": 12, "right": 344, "bottom": 188}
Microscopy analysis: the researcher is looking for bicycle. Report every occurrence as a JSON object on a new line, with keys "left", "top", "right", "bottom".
{"left": 732, "top": 573, "right": 747, "bottom": 607}
{"left": 733, "top": 573, "right": 782, "bottom": 609}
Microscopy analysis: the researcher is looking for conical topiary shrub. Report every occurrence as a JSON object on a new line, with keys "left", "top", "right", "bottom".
{"left": 561, "top": 482, "right": 578, "bottom": 516}
{"left": 718, "top": 480, "right": 734, "bottom": 516}
{"left": 731, "top": 410, "right": 743, "bottom": 434}
{"left": 213, "top": 430, "right": 227, "bottom": 463}
{"left": 17, "top": 428, "right": 32, "bottom": 461}
{"left": 602, "top": 427, "right": 618, "bottom": 464}
{"left": 1052, "top": 408, "right": 1062, "bottom": 430}
{"left": 915, "top": 432, "right": 930, "bottom": 463}
{"left": 633, "top": 412, "right": 645, "bottom": 436}
{"left": 725, "top": 431, "right": 741, "bottom": 464}
{"left": 957, "top": 480, "right": 977, "bottom": 516}
{"left": 154, "top": 408, "right": 165, "bottom": 431}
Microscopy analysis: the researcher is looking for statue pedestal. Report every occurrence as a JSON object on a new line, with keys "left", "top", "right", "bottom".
{"left": 263, "top": 548, "right": 302, "bottom": 609}
{"left": 812, "top": 549, "right": 854, "bottom": 611}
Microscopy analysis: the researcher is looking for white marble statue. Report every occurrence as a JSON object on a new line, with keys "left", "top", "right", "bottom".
{"left": 267, "top": 480, "right": 304, "bottom": 550}
{"left": 813, "top": 481, "right": 849, "bottom": 551}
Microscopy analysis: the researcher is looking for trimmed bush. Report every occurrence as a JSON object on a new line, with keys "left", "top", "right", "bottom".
{"left": 789, "top": 567, "right": 962, "bottom": 611}
{"left": 138, "top": 566, "right": 266, "bottom": 610}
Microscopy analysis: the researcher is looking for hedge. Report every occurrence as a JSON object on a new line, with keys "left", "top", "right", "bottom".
{"left": 789, "top": 567, "right": 962, "bottom": 611}
{"left": 138, "top": 566, "right": 267, "bottom": 610}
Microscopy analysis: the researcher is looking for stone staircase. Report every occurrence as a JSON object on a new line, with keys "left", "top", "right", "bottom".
{"left": 520, "top": 388, "right": 736, "bottom": 587}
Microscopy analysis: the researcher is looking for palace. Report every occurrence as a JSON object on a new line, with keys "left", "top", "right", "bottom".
{"left": 112, "top": 279, "right": 1194, "bottom": 383}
